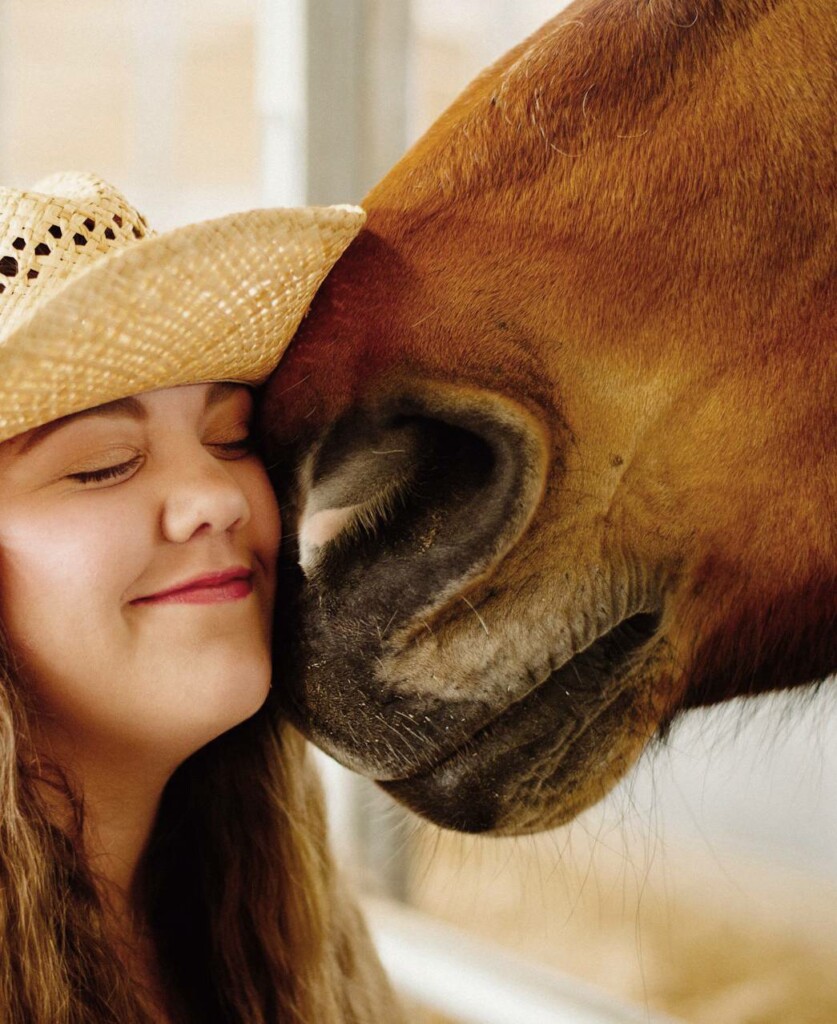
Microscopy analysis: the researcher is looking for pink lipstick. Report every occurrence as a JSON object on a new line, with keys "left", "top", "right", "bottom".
{"left": 132, "top": 567, "right": 253, "bottom": 605}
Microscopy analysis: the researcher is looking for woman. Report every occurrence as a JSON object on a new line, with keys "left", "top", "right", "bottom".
{"left": 0, "top": 173, "right": 401, "bottom": 1023}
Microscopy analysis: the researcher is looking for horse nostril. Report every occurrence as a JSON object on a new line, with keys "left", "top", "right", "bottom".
{"left": 297, "top": 413, "right": 495, "bottom": 573}
{"left": 291, "top": 386, "right": 548, "bottom": 630}
{"left": 296, "top": 412, "right": 427, "bottom": 573}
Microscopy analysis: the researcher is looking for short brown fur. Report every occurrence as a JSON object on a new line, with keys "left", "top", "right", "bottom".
{"left": 264, "top": 0, "right": 835, "bottom": 833}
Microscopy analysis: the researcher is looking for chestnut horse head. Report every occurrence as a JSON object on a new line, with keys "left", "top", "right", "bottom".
{"left": 262, "top": 0, "right": 836, "bottom": 834}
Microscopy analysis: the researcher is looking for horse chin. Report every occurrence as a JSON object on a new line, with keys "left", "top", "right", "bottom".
{"left": 380, "top": 613, "right": 664, "bottom": 834}
{"left": 381, "top": 684, "right": 652, "bottom": 835}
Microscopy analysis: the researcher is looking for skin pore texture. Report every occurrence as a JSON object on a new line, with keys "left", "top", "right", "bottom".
{"left": 0, "top": 382, "right": 280, "bottom": 1019}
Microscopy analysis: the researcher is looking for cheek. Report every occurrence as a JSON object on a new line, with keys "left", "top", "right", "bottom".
{"left": 243, "top": 461, "right": 282, "bottom": 565}
{"left": 0, "top": 500, "right": 140, "bottom": 660}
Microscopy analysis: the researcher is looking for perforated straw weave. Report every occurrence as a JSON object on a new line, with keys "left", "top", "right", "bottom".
{"left": 0, "top": 171, "right": 365, "bottom": 443}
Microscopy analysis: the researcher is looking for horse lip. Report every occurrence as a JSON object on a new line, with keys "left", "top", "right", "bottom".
{"left": 377, "top": 608, "right": 662, "bottom": 784}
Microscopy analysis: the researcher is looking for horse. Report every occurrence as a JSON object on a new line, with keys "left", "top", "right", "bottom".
{"left": 261, "top": 0, "right": 836, "bottom": 834}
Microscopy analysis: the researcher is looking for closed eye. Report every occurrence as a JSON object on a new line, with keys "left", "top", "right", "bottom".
{"left": 210, "top": 435, "right": 255, "bottom": 459}
{"left": 67, "top": 455, "right": 144, "bottom": 484}
{"left": 67, "top": 435, "right": 256, "bottom": 485}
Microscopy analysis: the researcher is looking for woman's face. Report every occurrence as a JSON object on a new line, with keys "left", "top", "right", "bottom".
{"left": 0, "top": 382, "right": 280, "bottom": 767}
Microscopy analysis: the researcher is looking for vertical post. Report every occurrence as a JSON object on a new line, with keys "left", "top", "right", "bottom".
{"left": 305, "top": 0, "right": 410, "bottom": 204}
{"left": 306, "top": 0, "right": 413, "bottom": 902}
{"left": 257, "top": 0, "right": 410, "bottom": 206}
{"left": 306, "top": 0, "right": 413, "bottom": 901}
{"left": 256, "top": 0, "right": 413, "bottom": 902}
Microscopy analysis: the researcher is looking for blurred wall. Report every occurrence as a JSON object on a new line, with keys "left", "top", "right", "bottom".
{"left": 0, "top": 0, "right": 259, "bottom": 226}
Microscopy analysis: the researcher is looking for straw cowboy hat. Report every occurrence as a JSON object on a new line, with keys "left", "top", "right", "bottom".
{"left": 0, "top": 171, "right": 365, "bottom": 443}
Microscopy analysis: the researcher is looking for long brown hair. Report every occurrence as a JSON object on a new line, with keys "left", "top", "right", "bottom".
{"left": 0, "top": 619, "right": 378, "bottom": 1023}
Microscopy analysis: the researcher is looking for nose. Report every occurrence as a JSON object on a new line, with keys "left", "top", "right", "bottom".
{"left": 160, "top": 450, "right": 251, "bottom": 544}
{"left": 287, "top": 383, "right": 547, "bottom": 607}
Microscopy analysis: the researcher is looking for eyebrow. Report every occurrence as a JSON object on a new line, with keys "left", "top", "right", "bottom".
{"left": 17, "top": 381, "right": 247, "bottom": 456}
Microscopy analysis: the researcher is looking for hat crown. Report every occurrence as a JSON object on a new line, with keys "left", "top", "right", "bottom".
{"left": 0, "top": 172, "right": 152, "bottom": 337}
{"left": 0, "top": 170, "right": 365, "bottom": 445}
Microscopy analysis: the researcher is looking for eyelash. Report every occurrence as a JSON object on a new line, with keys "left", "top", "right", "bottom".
{"left": 68, "top": 436, "right": 255, "bottom": 485}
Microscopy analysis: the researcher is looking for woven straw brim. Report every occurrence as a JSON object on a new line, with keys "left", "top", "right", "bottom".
{"left": 0, "top": 204, "right": 364, "bottom": 443}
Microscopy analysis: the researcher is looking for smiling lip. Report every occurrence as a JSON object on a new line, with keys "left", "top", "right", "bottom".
{"left": 132, "top": 567, "right": 253, "bottom": 605}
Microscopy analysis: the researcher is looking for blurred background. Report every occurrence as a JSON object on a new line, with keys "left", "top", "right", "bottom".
{"left": 2, "top": 2, "right": 835, "bottom": 1021}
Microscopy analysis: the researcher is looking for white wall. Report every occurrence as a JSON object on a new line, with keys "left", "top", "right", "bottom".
{"left": 605, "top": 685, "right": 837, "bottom": 882}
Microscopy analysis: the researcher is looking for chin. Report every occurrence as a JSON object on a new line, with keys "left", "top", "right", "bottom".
{"left": 172, "top": 653, "right": 272, "bottom": 748}
{"left": 220, "top": 660, "right": 272, "bottom": 725}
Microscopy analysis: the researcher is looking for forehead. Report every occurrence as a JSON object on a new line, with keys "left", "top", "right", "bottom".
{"left": 8, "top": 381, "right": 250, "bottom": 457}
